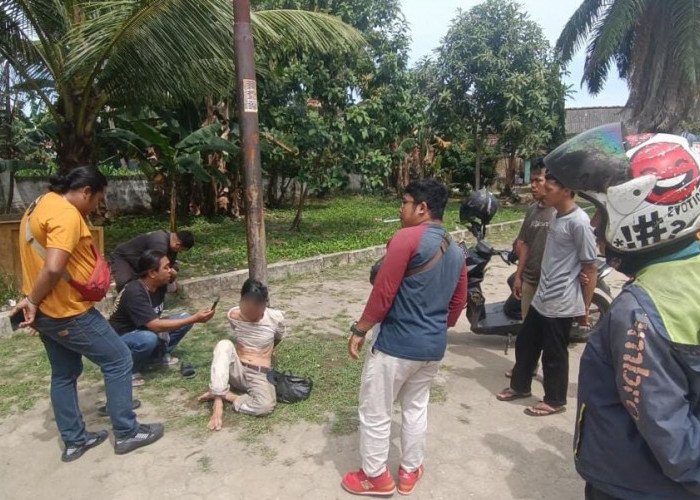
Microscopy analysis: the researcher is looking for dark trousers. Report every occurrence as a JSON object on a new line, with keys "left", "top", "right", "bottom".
{"left": 510, "top": 305, "right": 573, "bottom": 406}
{"left": 585, "top": 483, "right": 621, "bottom": 500}
{"left": 109, "top": 257, "right": 138, "bottom": 292}
{"left": 34, "top": 308, "right": 138, "bottom": 443}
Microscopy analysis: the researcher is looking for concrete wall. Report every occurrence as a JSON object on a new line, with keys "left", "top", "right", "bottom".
{"left": 0, "top": 176, "right": 152, "bottom": 215}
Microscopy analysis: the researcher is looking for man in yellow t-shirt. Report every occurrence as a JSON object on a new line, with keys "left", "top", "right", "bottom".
{"left": 19, "top": 191, "right": 95, "bottom": 318}
{"left": 12, "top": 167, "right": 164, "bottom": 462}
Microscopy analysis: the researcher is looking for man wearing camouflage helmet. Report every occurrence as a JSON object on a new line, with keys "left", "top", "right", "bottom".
{"left": 545, "top": 123, "right": 700, "bottom": 499}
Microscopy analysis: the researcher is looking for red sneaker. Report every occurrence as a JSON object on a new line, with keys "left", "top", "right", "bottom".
{"left": 341, "top": 468, "right": 397, "bottom": 497}
{"left": 398, "top": 464, "right": 424, "bottom": 495}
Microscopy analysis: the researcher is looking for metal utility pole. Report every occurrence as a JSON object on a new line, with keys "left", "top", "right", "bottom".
{"left": 233, "top": 0, "right": 268, "bottom": 283}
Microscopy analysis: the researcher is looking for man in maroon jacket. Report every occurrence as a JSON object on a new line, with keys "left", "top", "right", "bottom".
{"left": 342, "top": 179, "right": 468, "bottom": 497}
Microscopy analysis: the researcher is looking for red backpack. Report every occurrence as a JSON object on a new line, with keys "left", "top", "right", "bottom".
{"left": 25, "top": 196, "right": 111, "bottom": 302}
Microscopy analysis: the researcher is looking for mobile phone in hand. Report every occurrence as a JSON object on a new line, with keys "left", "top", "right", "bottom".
{"left": 9, "top": 309, "right": 26, "bottom": 331}
{"left": 210, "top": 297, "right": 220, "bottom": 311}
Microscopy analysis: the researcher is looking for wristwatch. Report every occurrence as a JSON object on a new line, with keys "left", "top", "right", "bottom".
{"left": 350, "top": 321, "right": 367, "bottom": 338}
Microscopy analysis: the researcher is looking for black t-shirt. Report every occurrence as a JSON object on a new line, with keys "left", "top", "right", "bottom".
{"left": 109, "top": 280, "right": 166, "bottom": 334}
{"left": 109, "top": 230, "right": 177, "bottom": 270}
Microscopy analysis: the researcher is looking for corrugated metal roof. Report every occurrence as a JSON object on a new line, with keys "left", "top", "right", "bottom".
{"left": 565, "top": 106, "right": 633, "bottom": 136}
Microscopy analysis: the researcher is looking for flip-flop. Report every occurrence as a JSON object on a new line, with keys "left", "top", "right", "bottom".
{"left": 496, "top": 388, "right": 532, "bottom": 401}
{"left": 524, "top": 402, "right": 566, "bottom": 417}
{"left": 180, "top": 362, "right": 196, "bottom": 379}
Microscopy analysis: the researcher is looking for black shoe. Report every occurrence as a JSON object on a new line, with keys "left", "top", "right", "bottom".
{"left": 114, "top": 423, "right": 164, "bottom": 455}
{"left": 180, "top": 362, "right": 196, "bottom": 379}
{"left": 97, "top": 399, "right": 141, "bottom": 417}
{"left": 61, "top": 430, "right": 109, "bottom": 463}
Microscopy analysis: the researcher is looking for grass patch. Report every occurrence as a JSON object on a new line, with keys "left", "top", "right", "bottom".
{"left": 0, "top": 273, "right": 19, "bottom": 306}
{"left": 0, "top": 333, "right": 51, "bottom": 417}
{"left": 0, "top": 324, "right": 363, "bottom": 446}
{"left": 103, "top": 195, "right": 529, "bottom": 278}
{"left": 130, "top": 324, "right": 363, "bottom": 444}
{"left": 429, "top": 383, "right": 447, "bottom": 404}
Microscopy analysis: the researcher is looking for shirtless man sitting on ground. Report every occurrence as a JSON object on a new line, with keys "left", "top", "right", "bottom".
{"left": 198, "top": 278, "right": 285, "bottom": 430}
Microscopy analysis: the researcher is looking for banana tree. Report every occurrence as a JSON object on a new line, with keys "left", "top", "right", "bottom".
{"left": 101, "top": 118, "right": 238, "bottom": 231}
{"left": 0, "top": 0, "right": 364, "bottom": 172}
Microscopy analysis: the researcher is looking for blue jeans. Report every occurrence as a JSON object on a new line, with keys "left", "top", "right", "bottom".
{"left": 34, "top": 308, "right": 138, "bottom": 443}
{"left": 120, "top": 313, "right": 193, "bottom": 372}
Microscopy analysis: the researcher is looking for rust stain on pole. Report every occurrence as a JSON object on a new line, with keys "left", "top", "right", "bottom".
{"left": 233, "top": 0, "right": 268, "bottom": 283}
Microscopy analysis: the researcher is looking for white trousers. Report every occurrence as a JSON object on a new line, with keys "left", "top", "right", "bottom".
{"left": 358, "top": 345, "right": 440, "bottom": 477}
{"left": 209, "top": 340, "right": 276, "bottom": 416}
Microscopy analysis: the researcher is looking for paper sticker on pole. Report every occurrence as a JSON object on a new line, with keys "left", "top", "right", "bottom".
{"left": 243, "top": 79, "right": 258, "bottom": 113}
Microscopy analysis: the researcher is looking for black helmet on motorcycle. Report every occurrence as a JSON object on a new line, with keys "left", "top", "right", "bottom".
{"left": 460, "top": 189, "right": 499, "bottom": 239}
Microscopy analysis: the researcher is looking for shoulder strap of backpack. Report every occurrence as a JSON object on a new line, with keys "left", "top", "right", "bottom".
{"left": 405, "top": 231, "right": 452, "bottom": 278}
{"left": 24, "top": 195, "right": 72, "bottom": 282}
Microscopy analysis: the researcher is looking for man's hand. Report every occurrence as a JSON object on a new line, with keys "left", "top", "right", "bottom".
{"left": 513, "top": 275, "right": 523, "bottom": 300}
{"left": 194, "top": 309, "right": 215, "bottom": 323}
{"left": 12, "top": 297, "right": 37, "bottom": 327}
{"left": 348, "top": 334, "right": 365, "bottom": 360}
{"left": 579, "top": 271, "right": 590, "bottom": 286}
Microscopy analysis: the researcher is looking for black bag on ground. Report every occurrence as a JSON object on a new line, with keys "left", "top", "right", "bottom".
{"left": 267, "top": 370, "right": 313, "bottom": 404}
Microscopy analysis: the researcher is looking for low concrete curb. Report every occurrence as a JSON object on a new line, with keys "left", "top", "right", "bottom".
{"left": 174, "top": 219, "right": 522, "bottom": 300}
{"left": 0, "top": 218, "right": 526, "bottom": 337}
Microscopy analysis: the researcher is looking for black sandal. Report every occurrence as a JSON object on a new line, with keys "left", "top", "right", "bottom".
{"left": 180, "top": 362, "right": 196, "bottom": 379}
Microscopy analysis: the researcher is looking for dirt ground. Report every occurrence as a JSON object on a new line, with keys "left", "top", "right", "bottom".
{"left": 0, "top": 258, "right": 627, "bottom": 500}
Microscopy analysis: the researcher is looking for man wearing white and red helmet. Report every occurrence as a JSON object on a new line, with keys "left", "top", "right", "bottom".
{"left": 544, "top": 123, "right": 700, "bottom": 499}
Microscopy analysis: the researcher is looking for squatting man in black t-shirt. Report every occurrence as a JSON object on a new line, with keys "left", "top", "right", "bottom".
{"left": 109, "top": 249, "right": 214, "bottom": 386}
{"left": 109, "top": 230, "right": 194, "bottom": 292}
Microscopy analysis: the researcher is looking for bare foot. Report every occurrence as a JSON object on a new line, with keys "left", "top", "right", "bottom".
{"left": 198, "top": 391, "right": 216, "bottom": 403}
{"left": 223, "top": 392, "right": 238, "bottom": 404}
{"left": 208, "top": 398, "right": 224, "bottom": 431}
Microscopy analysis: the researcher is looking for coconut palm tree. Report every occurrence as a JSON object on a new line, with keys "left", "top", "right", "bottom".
{"left": 556, "top": 0, "right": 700, "bottom": 131}
{"left": 0, "top": 0, "right": 364, "bottom": 172}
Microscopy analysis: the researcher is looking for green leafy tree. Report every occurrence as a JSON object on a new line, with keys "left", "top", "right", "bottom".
{"left": 256, "top": 0, "right": 417, "bottom": 226}
{"left": 557, "top": 1, "right": 700, "bottom": 131}
{"left": 0, "top": 0, "right": 364, "bottom": 172}
{"left": 434, "top": 0, "right": 566, "bottom": 188}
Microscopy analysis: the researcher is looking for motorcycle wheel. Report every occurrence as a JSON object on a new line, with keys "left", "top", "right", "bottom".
{"left": 569, "top": 293, "right": 610, "bottom": 343}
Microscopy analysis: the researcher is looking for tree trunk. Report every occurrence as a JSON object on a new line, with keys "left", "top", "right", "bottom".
{"left": 169, "top": 177, "right": 178, "bottom": 232}
{"left": 290, "top": 183, "right": 308, "bottom": 231}
{"left": 5, "top": 170, "right": 14, "bottom": 213}
{"left": 474, "top": 130, "right": 482, "bottom": 190}
{"left": 56, "top": 94, "right": 102, "bottom": 173}
{"left": 506, "top": 152, "right": 517, "bottom": 187}
{"left": 2, "top": 60, "right": 14, "bottom": 213}
{"left": 267, "top": 164, "right": 278, "bottom": 208}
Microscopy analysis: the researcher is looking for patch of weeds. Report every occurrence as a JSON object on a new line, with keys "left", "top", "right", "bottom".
{"left": 0, "top": 273, "right": 19, "bottom": 307}
{"left": 457, "top": 416, "right": 471, "bottom": 425}
{"left": 332, "top": 309, "right": 353, "bottom": 328}
{"left": 331, "top": 406, "right": 360, "bottom": 436}
{"left": 429, "top": 383, "right": 447, "bottom": 404}
{"left": 283, "top": 457, "right": 295, "bottom": 467}
{"left": 197, "top": 455, "right": 213, "bottom": 473}
{"left": 257, "top": 444, "right": 277, "bottom": 464}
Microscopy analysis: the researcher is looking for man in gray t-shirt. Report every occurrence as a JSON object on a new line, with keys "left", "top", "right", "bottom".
{"left": 498, "top": 173, "right": 597, "bottom": 417}
{"left": 513, "top": 163, "right": 555, "bottom": 318}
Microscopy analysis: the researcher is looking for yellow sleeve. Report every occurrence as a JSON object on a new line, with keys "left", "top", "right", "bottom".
{"left": 44, "top": 207, "right": 82, "bottom": 253}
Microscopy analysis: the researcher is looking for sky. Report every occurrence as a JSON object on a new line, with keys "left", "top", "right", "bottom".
{"left": 401, "top": 0, "right": 629, "bottom": 108}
